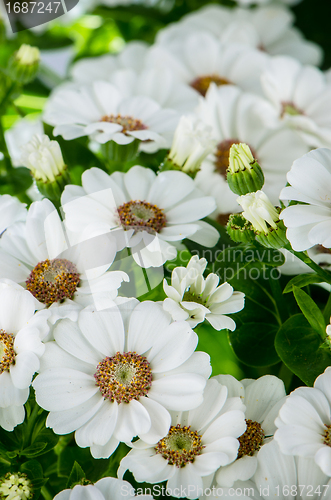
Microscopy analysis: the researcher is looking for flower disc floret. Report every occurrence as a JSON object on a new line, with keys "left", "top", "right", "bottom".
{"left": 190, "top": 75, "right": 230, "bottom": 97}
{"left": 117, "top": 200, "right": 167, "bottom": 233}
{"left": 237, "top": 419, "right": 265, "bottom": 459}
{"left": 100, "top": 114, "right": 148, "bottom": 135}
{"left": 0, "top": 472, "right": 33, "bottom": 500}
{"left": 25, "top": 258, "right": 80, "bottom": 305}
{"left": 94, "top": 351, "right": 153, "bottom": 404}
{"left": 155, "top": 424, "right": 204, "bottom": 468}
{"left": 0, "top": 330, "right": 15, "bottom": 374}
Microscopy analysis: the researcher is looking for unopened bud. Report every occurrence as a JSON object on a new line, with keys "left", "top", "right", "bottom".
{"left": 226, "top": 213, "right": 255, "bottom": 243}
{"left": 8, "top": 44, "right": 40, "bottom": 84}
{"left": 227, "top": 143, "right": 264, "bottom": 195}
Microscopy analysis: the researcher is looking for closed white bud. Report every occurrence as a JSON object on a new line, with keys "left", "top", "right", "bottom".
{"left": 237, "top": 190, "right": 279, "bottom": 234}
{"left": 168, "top": 116, "right": 216, "bottom": 173}
{"left": 16, "top": 44, "right": 40, "bottom": 66}
{"left": 20, "top": 134, "right": 65, "bottom": 183}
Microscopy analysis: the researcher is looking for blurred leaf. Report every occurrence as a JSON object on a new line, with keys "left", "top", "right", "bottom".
{"left": 275, "top": 314, "right": 331, "bottom": 386}
{"left": 66, "top": 462, "right": 86, "bottom": 489}
{"left": 21, "top": 459, "right": 44, "bottom": 480}
{"left": 21, "top": 442, "right": 47, "bottom": 458}
{"left": 293, "top": 287, "right": 326, "bottom": 339}
{"left": 229, "top": 322, "right": 280, "bottom": 367}
{"left": 284, "top": 273, "right": 324, "bottom": 293}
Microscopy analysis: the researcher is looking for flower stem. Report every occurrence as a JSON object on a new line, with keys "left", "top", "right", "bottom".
{"left": 286, "top": 246, "right": 331, "bottom": 284}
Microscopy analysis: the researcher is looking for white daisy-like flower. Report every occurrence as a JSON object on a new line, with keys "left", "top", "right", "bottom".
{"left": 43, "top": 80, "right": 179, "bottom": 153}
{"left": 155, "top": 5, "right": 322, "bottom": 66}
{"left": 0, "top": 472, "right": 33, "bottom": 500}
{"left": 280, "top": 148, "right": 331, "bottom": 251}
{"left": 0, "top": 281, "right": 50, "bottom": 431}
{"left": 214, "top": 375, "right": 286, "bottom": 487}
{"left": 0, "top": 198, "right": 128, "bottom": 318}
{"left": 54, "top": 476, "right": 152, "bottom": 500}
{"left": 194, "top": 84, "right": 308, "bottom": 220}
{"left": 61, "top": 165, "right": 219, "bottom": 268}
{"left": 275, "top": 366, "right": 331, "bottom": 476}
{"left": 0, "top": 194, "right": 26, "bottom": 236}
{"left": 33, "top": 300, "right": 211, "bottom": 458}
{"left": 70, "top": 41, "right": 149, "bottom": 84}
{"left": 147, "top": 34, "right": 268, "bottom": 97}
{"left": 261, "top": 56, "right": 331, "bottom": 147}
{"left": 163, "top": 255, "right": 245, "bottom": 330}
{"left": 118, "top": 378, "right": 246, "bottom": 499}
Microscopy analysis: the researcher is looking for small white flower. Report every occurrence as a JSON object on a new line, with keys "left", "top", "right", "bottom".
{"left": 275, "top": 366, "right": 331, "bottom": 476}
{"left": 237, "top": 191, "right": 279, "bottom": 234}
{"left": 61, "top": 165, "right": 219, "bottom": 268}
{"left": 15, "top": 44, "right": 40, "bottom": 66}
{"left": 163, "top": 255, "right": 245, "bottom": 330}
{"left": 280, "top": 148, "right": 331, "bottom": 251}
{"left": 20, "top": 134, "right": 65, "bottom": 183}
{"left": 33, "top": 301, "right": 211, "bottom": 458}
{"left": 0, "top": 472, "right": 33, "bottom": 500}
{"left": 5, "top": 118, "right": 44, "bottom": 167}
{"left": 43, "top": 81, "right": 179, "bottom": 153}
{"left": 168, "top": 116, "right": 216, "bottom": 173}
{"left": 215, "top": 374, "right": 286, "bottom": 487}
{"left": 0, "top": 281, "right": 50, "bottom": 431}
{"left": 54, "top": 477, "right": 152, "bottom": 500}
{"left": 119, "top": 378, "right": 246, "bottom": 499}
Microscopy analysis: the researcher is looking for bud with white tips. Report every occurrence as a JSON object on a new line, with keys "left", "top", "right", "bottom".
{"left": 237, "top": 190, "right": 287, "bottom": 249}
{"left": 8, "top": 44, "right": 40, "bottom": 84}
{"left": 162, "top": 116, "right": 216, "bottom": 176}
{"left": 0, "top": 472, "right": 33, "bottom": 500}
{"left": 20, "top": 134, "right": 70, "bottom": 203}
{"left": 227, "top": 143, "right": 264, "bottom": 195}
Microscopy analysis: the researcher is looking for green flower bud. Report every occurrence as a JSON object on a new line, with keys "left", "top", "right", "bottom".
{"left": 226, "top": 213, "right": 255, "bottom": 243}
{"left": 227, "top": 143, "right": 264, "bottom": 196}
{"left": 255, "top": 220, "right": 288, "bottom": 249}
{"left": 8, "top": 44, "right": 40, "bottom": 84}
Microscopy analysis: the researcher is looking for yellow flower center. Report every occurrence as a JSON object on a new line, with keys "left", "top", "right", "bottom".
{"left": 117, "top": 200, "right": 167, "bottom": 233}
{"left": 100, "top": 114, "right": 148, "bottom": 135}
{"left": 155, "top": 424, "right": 204, "bottom": 468}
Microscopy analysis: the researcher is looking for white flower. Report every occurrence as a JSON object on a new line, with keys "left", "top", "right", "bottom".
{"left": 275, "top": 366, "right": 331, "bottom": 476}
{"left": 237, "top": 191, "right": 279, "bottom": 234}
{"left": 215, "top": 375, "right": 286, "bottom": 487}
{"left": 0, "top": 195, "right": 26, "bottom": 236}
{"left": 33, "top": 301, "right": 211, "bottom": 458}
{"left": 168, "top": 116, "right": 216, "bottom": 173}
{"left": 4, "top": 118, "right": 44, "bottom": 167}
{"left": 119, "top": 378, "right": 246, "bottom": 499}
{"left": 280, "top": 148, "right": 331, "bottom": 251}
{"left": 194, "top": 84, "right": 307, "bottom": 219}
{"left": 155, "top": 5, "right": 322, "bottom": 66}
{"left": 0, "top": 472, "right": 33, "bottom": 500}
{"left": 61, "top": 165, "right": 219, "bottom": 268}
{"left": 20, "top": 134, "right": 66, "bottom": 182}
{"left": 54, "top": 477, "right": 152, "bottom": 500}
{"left": 148, "top": 34, "right": 268, "bottom": 97}
{"left": 0, "top": 281, "right": 50, "bottom": 431}
{"left": 0, "top": 198, "right": 128, "bottom": 318}
{"left": 163, "top": 255, "right": 245, "bottom": 330}
{"left": 261, "top": 56, "right": 331, "bottom": 147}
{"left": 43, "top": 81, "right": 179, "bottom": 153}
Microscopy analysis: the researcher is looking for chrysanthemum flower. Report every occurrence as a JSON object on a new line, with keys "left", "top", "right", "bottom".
{"left": 0, "top": 281, "right": 50, "bottom": 431}
{"left": 163, "top": 256, "right": 245, "bottom": 330}
{"left": 33, "top": 301, "right": 211, "bottom": 458}
{"left": 215, "top": 375, "right": 286, "bottom": 487}
{"left": 119, "top": 378, "right": 246, "bottom": 498}
{"left": 275, "top": 366, "right": 331, "bottom": 476}
{"left": 280, "top": 148, "right": 331, "bottom": 251}
{"left": 43, "top": 81, "right": 179, "bottom": 153}
{"left": 194, "top": 84, "right": 308, "bottom": 221}
{"left": 0, "top": 199, "right": 127, "bottom": 317}
{"left": 54, "top": 477, "right": 152, "bottom": 500}
{"left": 61, "top": 165, "right": 219, "bottom": 268}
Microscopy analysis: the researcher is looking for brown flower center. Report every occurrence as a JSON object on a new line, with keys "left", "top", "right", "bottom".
{"left": 117, "top": 200, "right": 167, "bottom": 233}
{"left": 190, "top": 75, "right": 231, "bottom": 97}
{"left": 26, "top": 258, "right": 80, "bottom": 305}
{"left": 94, "top": 351, "right": 152, "bottom": 404}
{"left": 0, "top": 330, "right": 15, "bottom": 374}
{"left": 100, "top": 114, "right": 147, "bottom": 135}
{"left": 323, "top": 424, "right": 331, "bottom": 446}
{"left": 237, "top": 419, "right": 265, "bottom": 459}
{"left": 155, "top": 424, "right": 204, "bottom": 468}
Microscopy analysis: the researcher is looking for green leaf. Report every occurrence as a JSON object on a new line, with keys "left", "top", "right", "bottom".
{"left": 21, "top": 459, "right": 43, "bottom": 480}
{"left": 66, "top": 462, "right": 86, "bottom": 489}
{"left": 21, "top": 442, "right": 47, "bottom": 458}
{"left": 229, "top": 322, "right": 280, "bottom": 367}
{"left": 293, "top": 287, "right": 326, "bottom": 339}
{"left": 283, "top": 273, "right": 324, "bottom": 293}
{"left": 275, "top": 314, "right": 331, "bottom": 386}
